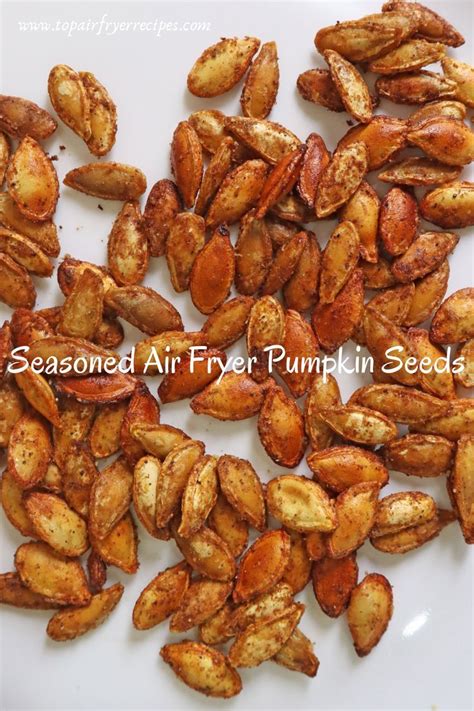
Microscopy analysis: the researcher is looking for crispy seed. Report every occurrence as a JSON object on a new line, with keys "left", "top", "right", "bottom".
{"left": 132, "top": 456, "right": 168, "bottom": 539}
{"left": 234, "top": 529, "right": 291, "bottom": 603}
{"left": 455, "top": 339, "right": 474, "bottom": 389}
{"left": 337, "top": 116, "right": 407, "bottom": 171}
{"left": 107, "top": 201, "right": 148, "bottom": 286}
{"left": 131, "top": 423, "right": 189, "bottom": 459}
{"left": 91, "top": 513, "right": 138, "bottom": 574}
{"left": 255, "top": 146, "right": 306, "bottom": 219}
{"left": 327, "top": 483, "right": 380, "bottom": 558}
{"left": 24, "top": 492, "right": 88, "bottom": 557}
{"left": 341, "top": 182, "right": 380, "bottom": 263}
{"left": 319, "top": 405, "right": 397, "bottom": 445}
{"left": 451, "top": 435, "right": 474, "bottom": 543}
{"left": 94, "top": 316, "right": 124, "bottom": 350}
{"left": 133, "top": 331, "right": 205, "bottom": 375}
{"left": 187, "top": 36, "right": 260, "bottom": 97}
{"left": 178, "top": 455, "right": 219, "bottom": 538}
{"left": 172, "top": 521, "right": 236, "bottom": 582}
{"left": 7, "top": 137, "right": 59, "bottom": 221}
{"left": 410, "top": 398, "right": 474, "bottom": 440}
{"left": 170, "top": 579, "right": 232, "bottom": 633}
{"left": 315, "top": 142, "right": 368, "bottom": 218}
{"left": 409, "top": 327, "right": 456, "bottom": 400}
{"left": 258, "top": 385, "right": 307, "bottom": 468}
{"left": 0, "top": 192, "right": 60, "bottom": 257}
{"left": 369, "top": 39, "right": 445, "bottom": 74}
{"left": 241, "top": 41, "right": 279, "bottom": 119}
{"left": 430, "top": 287, "right": 474, "bottom": 344}
{"left": 143, "top": 179, "right": 182, "bottom": 257}
{"left": 190, "top": 372, "right": 268, "bottom": 421}
{"left": 226, "top": 116, "right": 301, "bottom": 164}
{"left": 0, "top": 95, "right": 57, "bottom": 140}
{"left": 356, "top": 283, "right": 415, "bottom": 346}
{"left": 324, "top": 50, "right": 372, "bottom": 123}
{"left": 363, "top": 307, "right": 419, "bottom": 386}
{"left": 273, "top": 628, "right": 320, "bottom": 677}
{"left": 271, "top": 191, "right": 312, "bottom": 223}
{"left": 392, "top": 231, "right": 458, "bottom": 283}
{"left": 247, "top": 295, "right": 285, "bottom": 382}
{"left": 378, "top": 156, "right": 461, "bottom": 185}
{"left": 14, "top": 367, "right": 60, "bottom": 427}
{"left": 79, "top": 71, "right": 117, "bottom": 156}
{"left": 166, "top": 213, "right": 205, "bottom": 292}
{"left": 58, "top": 267, "right": 104, "bottom": 340}
{"left": 188, "top": 109, "right": 227, "bottom": 153}
{"left": 158, "top": 349, "right": 225, "bottom": 404}
{"left": 370, "top": 510, "right": 455, "bottom": 554}
{"left": 307, "top": 445, "right": 389, "bottom": 492}
{"left": 261, "top": 231, "right": 307, "bottom": 295}
{"left": 315, "top": 19, "right": 402, "bottom": 63}
{"left": 64, "top": 162, "right": 146, "bottom": 201}
{"left": 297, "top": 134, "right": 330, "bottom": 207}
{"left": 420, "top": 181, "right": 474, "bottom": 228}
{"left": 312, "top": 554, "right": 358, "bottom": 618}
{"left": 218, "top": 454, "right": 266, "bottom": 531}
{"left": 311, "top": 268, "right": 364, "bottom": 353}
{"left": 199, "top": 602, "right": 235, "bottom": 645}
{"left": 171, "top": 121, "right": 203, "bottom": 208}
{"left": 283, "top": 231, "right": 321, "bottom": 311}
{"left": 304, "top": 373, "right": 341, "bottom": 451}
{"left": 8, "top": 413, "right": 51, "bottom": 489}
{"left": 48, "top": 64, "right": 90, "bottom": 139}
{"left": 266, "top": 474, "right": 336, "bottom": 533}
{"left": 350, "top": 383, "right": 448, "bottom": 424}
{"left": 376, "top": 71, "right": 457, "bottom": 104}
{"left": 133, "top": 563, "right": 189, "bottom": 630}
{"left": 105, "top": 285, "right": 183, "bottom": 335}
{"left": 0, "top": 381, "right": 25, "bottom": 449}
{"left": 119, "top": 382, "right": 160, "bottom": 466}
{"left": 89, "top": 402, "right": 128, "bottom": 459}
{"left": 347, "top": 573, "right": 393, "bottom": 657}
{"left": 161, "top": 641, "right": 242, "bottom": 698}
{"left": 408, "top": 99, "right": 467, "bottom": 129}
{"left": 277, "top": 310, "right": 319, "bottom": 399}
{"left": 382, "top": 1, "right": 464, "bottom": 47}
{"left": 206, "top": 159, "right": 268, "bottom": 228}
{"left": 1, "top": 468, "right": 37, "bottom": 537}
{"left": 0, "top": 228, "right": 52, "bottom": 276}
{"left": 371, "top": 491, "right": 437, "bottom": 537}
{"left": 235, "top": 210, "right": 272, "bottom": 295}
{"left": 156, "top": 440, "right": 204, "bottom": 528}
{"left": 319, "top": 221, "right": 359, "bottom": 304}
{"left": 208, "top": 495, "right": 249, "bottom": 558}
{"left": 281, "top": 531, "right": 312, "bottom": 593}
{"left": 361, "top": 257, "right": 398, "bottom": 290}
{"left": 229, "top": 603, "right": 304, "bottom": 668}
{"left": 441, "top": 57, "right": 474, "bottom": 107}
{"left": 407, "top": 117, "right": 474, "bottom": 166}
{"left": 15, "top": 541, "right": 91, "bottom": 606}
{"left": 382, "top": 433, "right": 455, "bottom": 477}
{"left": 18, "top": 308, "right": 55, "bottom": 342}
{"left": 189, "top": 226, "right": 234, "bottom": 313}
{"left": 202, "top": 296, "right": 255, "bottom": 349}
{"left": 47, "top": 583, "right": 123, "bottom": 641}
{"left": 229, "top": 582, "right": 293, "bottom": 634}
{"left": 0, "top": 571, "right": 59, "bottom": 610}
{"left": 379, "top": 187, "right": 418, "bottom": 256}
{"left": 55, "top": 373, "right": 137, "bottom": 403}
{"left": 57, "top": 257, "right": 116, "bottom": 298}
{"left": 89, "top": 456, "right": 133, "bottom": 540}
{"left": 60, "top": 443, "right": 97, "bottom": 519}
{"left": 195, "top": 137, "right": 235, "bottom": 216}
{"left": 296, "top": 69, "right": 344, "bottom": 111}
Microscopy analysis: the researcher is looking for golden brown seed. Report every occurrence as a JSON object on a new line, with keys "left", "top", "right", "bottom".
{"left": 107, "top": 202, "right": 148, "bottom": 286}
{"left": 455, "top": 339, "right": 474, "bottom": 389}
{"left": 273, "top": 628, "right": 320, "bottom": 677}
{"left": 171, "top": 121, "right": 203, "bottom": 208}
{"left": 451, "top": 435, "right": 474, "bottom": 543}
{"left": 0, "top": 132, "right": 9, "bottom": 184}
{"left": 281, "top": 531, "right": 312, "bottom": 594}
{"left": 166, "top": 213, "right": 205, "bottom": 292}
{"left": 363, "top": 307, "right": 419, "bottom": 386}
{"left": 297, "top": 133, "right": 330, "bottom": 207}
{"left": 408, "top": 327, "right": 456, "bottom": 400}
{"left": 48, "top": 64, "right": 91, "bottom": 140}
{"left": 208, "top": 495, "right": 249, "bottom": 558}
{"left": 0, "top": 192, "right": 60, "bottom": 257}
{"left": 161, "top": 641, "right": 242, "bottom": 698}
{"left": 0, "top": 571, "right": 59, "bottom": 610}
{"left": 324, "top": 50, "right": 372, "bottom": 123}
{"left": 378, "top": 156, "right": 461, "bottom": 185}
{"left": 379, "top": 187, "right": 419, "bottom": 256}
{"left": 312, "top": 554, "right": 358, "bottom": 618}
{"left": 120, "top": 382, "right": 160, "bottom": 466}
{"left": 218, "top": 454, "right": 266, "bottom": 531}
{"left": 194, "top": 137, "right": 235, "bottom": 217}
{"left": 190, "top": 372, "right": 268, "bottom": 421}
{"left": 349, "top": 383, "right": 448, "bottom": 424}
{"left": 226, "top": 116, "right": 301, "bottom": 164}
{"left": 46, "top": 583, "right": 123, "bottom": 641}
{"left": 133, "top": 331, "right": 205, "bottom": 375}
{"left": 315, "top": 142, "right": 368, "bottom": 219}
{"left": 178, "top": 455, "right": 219, "bottom": 538}
{"left": 430, "top": 288, "right": 474, "bottom": 344}
{"left": 14, "top": 368, "right": 60, "bottom": 427}
{"left": 410, "top": 398, "right": 474, "bottom": 440}
{"left": 441, "top": 57, "right": 474, "bottom": 107}
{"left": 370, "top": 510, "right": 455, "bottom": 554}
{"left": 187, "top": 36, "right": 260, "bottom": 97}
{"left": 64, "top": 162, "right": 146, "bottom": 201}
{"left": 391, "top": 231, "right": 458, "bottom": 283}
{"left": 0, "top": 95, "right": 57, "bottom": 141}
{"left": 277, "top": 310, "right": 319, "bottom": 399}
{"left": 156, "top": 440, "right": 204, "bottom": 528}
{"left": 8, "top": 413, "right": 51, "bottom": 489}
{"left": 347, "top": 573, "right": 393, "bottom": 657}
{"left": 420, "top": 181, "right": 474, "bottom": 229}
{"left": 241, "top": 41, "right": 279, "bottom": 119}
{"left": 202, "top": 296, "right": 255, "bottom": 349}
{"left": 404, "top": 260, "right": 449, "bottom": 327}
{"left": 266, "top": 475, "right": 336, "bottom": 533}
{"left": 341, "top": 182, "right": 380, "bottom": 263}
{"left": 371, "top": 491, "right": 437, "bottom": 538}
{"left": 0, "top": 229, "right": 53, "bottom": 277}
{"left": 261, "top": 231, "right": 307, "bottom": 295}
{"left": 407, "top": 117, "right": 474, "bottom": 166}
{"left": 382, "top": 433, "right": 455, "bottom": 477}
{"left": 258, "top": 385, "right": 307, "bottom": 468}
{"left": 24, "top": 492, "right": 89, "bottom": 557}
{"left": 169, "top": 579, "right": 232, "bottom": 632}
{"left": 319, "top": 221, "right": 359, "bottom": 304}
{"left": 7, "top": 137, "right": 59, "bottom": 222}
{"left": 311, "top": 269, "right": 364, "bottom": 353}
{"left": 58, "top": 267, "right": 104, "bottom": 340}
{"left": 382, "top": 1, "right": 464, "bottom": 47}
{"left": 132, "top": 563, "right": 190, "bottom": 630}
{"left": 336, "top": 116, "right": 407, "bottom": 171}
{"left": 283, "top": 231, "right": 321, "bottom": 311}
{"left": 234, "top": 210, "right": 272, "bottom": 296}
{"left": 369, "top": 39, "right": 445, "bottom": 74}
{"left": 90, "top": 513, "right": 138, "bottom": 574}
{"left": 79, "top": 71, "right": 117, "bottom": 156}
{"left": 315, "top": 17, "right": 404, "bottom": 63}
{"left": 188, "top": 109, "right": 227, "bottom": 154}
{"left": 408, "top": 99, "right": 467, "bottom": 130}
{"left": 319, "top": 405, "right": 398, "bottom": 445}
{"left": 327, "top": 483, "right": 380, "bottom": 559}
{"left": 296, "top": 69, "right": 344, "bottom": 111}
{"left": 105, "top": 285, "right": 183, "bottom": 335}
{"left": 89, "top": 402, "right": 128, "bottom": 459}
{"left": 206, "top": 159, "right": 269, "bottom": 228}
{"left": 189, "top": 226, "right": 234, "bottom": 314}
{"left": 376, "top": 71, "right": 457, "bottom": 104}
{"left": 234, "top": 529, "right": 291, "bottom": 603}
{"left": 255, "top": 146, "right": 306, "bottom": 220}
{"left": 247, "top": 295, "right": 285, "bottom": 382}
{"left": 172, "top": 522, "right": 236, "bottom": 582}
{"left": 143, "top": 179, "right": 182, "bottom": 257}
{"left": 89, "top": 456, "right": 133, "bottom": 540}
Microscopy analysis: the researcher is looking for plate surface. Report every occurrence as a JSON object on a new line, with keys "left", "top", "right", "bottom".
{"left": 0, "top": 1, "right": 473, "bottom": 709}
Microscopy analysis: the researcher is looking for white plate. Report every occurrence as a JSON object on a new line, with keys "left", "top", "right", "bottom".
{"left": 0, "top": 1, "right": 473, "bottom": 709}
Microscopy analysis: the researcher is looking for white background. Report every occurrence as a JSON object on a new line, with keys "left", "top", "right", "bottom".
{"left": 0, "top": 1, "right": 473, "bottom": 709}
